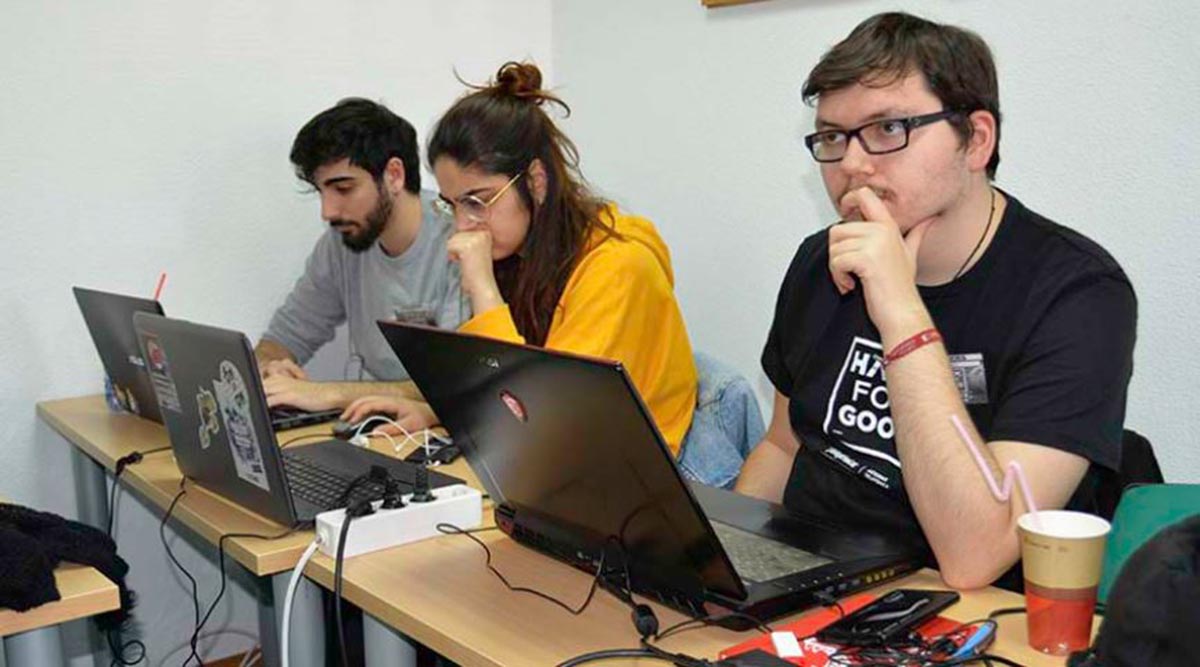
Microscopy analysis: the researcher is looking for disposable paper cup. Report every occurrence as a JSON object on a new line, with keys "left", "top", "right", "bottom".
{"left": 1018, "top": 510, "right": 1110, "bottom": 655}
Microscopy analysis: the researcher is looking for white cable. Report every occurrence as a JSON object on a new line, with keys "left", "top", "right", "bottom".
{"left": 365, "top": 430, "right": 398, "bottom": 452}
{"left": 351, "top": 415, "right": 418, "bottom": 450}
{"left": 281, "top": 537, "right": 322, "bottom": 667}
{"left": 352, "top": 412, "right": 456, "bottom": 458}
{"left": 237, "top": 644, "right": 260, "bottom": 667}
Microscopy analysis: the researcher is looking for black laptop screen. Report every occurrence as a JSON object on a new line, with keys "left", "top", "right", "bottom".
{"left": 378, "top": 322, "right": 747, "bottom": 600}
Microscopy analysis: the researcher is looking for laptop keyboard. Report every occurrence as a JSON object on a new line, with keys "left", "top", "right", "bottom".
{"left": 281, "top": 452, "right": 383, "bottom": 510}
{"left": 711, "top": 520, "right": 833, "bottom": 584}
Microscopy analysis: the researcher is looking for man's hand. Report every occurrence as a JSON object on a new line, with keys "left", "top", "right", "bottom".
{"left": 262, "top": 375, "right": 344, "bottom": 411}
{"left": 260, "top": 358, "right": 308, "bottom": 381}
{"left": 341, "top": 396, "right": 438, "bottom": 435}
{"left": 828, "top": 187, "right": 933, "bottom": 339}
{"left": 447, "top": 229, "right": 504, "bottom": 314}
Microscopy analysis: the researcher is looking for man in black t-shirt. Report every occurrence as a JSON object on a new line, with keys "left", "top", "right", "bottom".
{"left": 734, "top": 13, "right": 1136, "bottom": 589}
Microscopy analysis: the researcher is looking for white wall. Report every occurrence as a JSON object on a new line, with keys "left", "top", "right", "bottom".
{"left": 3, "top": 0, "right": 1198, "bottom": 662}
{"left": 553, "top": 0, "right": 1200, "bottom": 482}
{"left": 0, "top": 1, "right": 551, "bottom": 664}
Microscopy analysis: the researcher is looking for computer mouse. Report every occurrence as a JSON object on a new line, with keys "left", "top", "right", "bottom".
{"left": 332, "top": 412, "right": 397, "bottom": 439}
{"left": 331, "top": 420, "right": 355, "bottom": 439}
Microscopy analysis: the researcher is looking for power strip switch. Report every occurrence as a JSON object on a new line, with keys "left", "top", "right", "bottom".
{"left": 315, "top": 484, "right": 483, "bottom": 559}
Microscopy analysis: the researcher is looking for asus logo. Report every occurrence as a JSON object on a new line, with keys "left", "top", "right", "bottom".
{"left": 479, "top": 356, "right": 500, "bottom": 370}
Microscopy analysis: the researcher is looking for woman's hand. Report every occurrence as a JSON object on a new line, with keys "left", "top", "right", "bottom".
{"left": 448, "top": 229, "right": 504, "bottom": 314}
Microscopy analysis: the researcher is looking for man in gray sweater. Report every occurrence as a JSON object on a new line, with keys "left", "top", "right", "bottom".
{"left": 256, "top": 98, "right": 464, "bottom": 413}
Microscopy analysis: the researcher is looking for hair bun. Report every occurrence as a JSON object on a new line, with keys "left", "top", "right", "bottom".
{"left": 494, "top": 61, "right": 545, "bottom": 103}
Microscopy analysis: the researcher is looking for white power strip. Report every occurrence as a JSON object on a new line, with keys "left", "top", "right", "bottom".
{"left": 315, "top": 484, "right": 483, "bottom": 559}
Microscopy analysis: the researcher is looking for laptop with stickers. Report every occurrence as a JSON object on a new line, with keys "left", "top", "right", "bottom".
{"left": 132, "top": 312, "right": 460, "bottom": 525}
{"left": 73, "top": 287, "right": 166, "bottom": 423}
{"left": 73, "top": 286, "right": 340, "bottom": 431}
{"left": 377, "top": 321, "right": 924, "bottom": 629}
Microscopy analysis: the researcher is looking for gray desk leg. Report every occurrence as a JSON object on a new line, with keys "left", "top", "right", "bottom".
{"left": 69, "top": 447, "right": 116, "bottom": 667}
{"left": 268, "top": 570, "right": 325, "bottom": 667}
{"left": 4, "top": 626, "right": 65, "bottom": 666}
{"left": 363, "top": 613, "right": 417, "bottom": 667}
{"left": 70, "top": 446, "right": 110, "bottom": 531}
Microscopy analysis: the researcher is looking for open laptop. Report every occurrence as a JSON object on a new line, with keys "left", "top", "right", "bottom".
{"left": 73, "top": 286, "right": 167, "bottom": 423}
{"left": 133, "top": 313, "right": 461, "bottom": 526}
{"left": 378, "top": 322, "right": 925, "bottom": 628}
{"left": 73, "top": 286, "right": 340, "bottom": 431}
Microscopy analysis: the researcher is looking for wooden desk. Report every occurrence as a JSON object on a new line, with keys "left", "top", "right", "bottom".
{"left": 0, "top": 496, "right": 120, "bottom": 665}
{"left": 40, "top": 396, "right": 1082, "bottom": 666}
{"left": 38, "top": 396, "right": 325, "bottom": 667}
{"left": 37, "top": 396, "right": 172, "bottom": 471}
{"left": 0, "top": 564, "right": 119, "bottom": 638}
{"left": 37, "top": 395, "right": 478, "bottom": 667}
{"left": 37, "top": 395, "right": 477, "bottom": 576}
{"left": 302, "top": 525, "right": 1081, "bottom": 667}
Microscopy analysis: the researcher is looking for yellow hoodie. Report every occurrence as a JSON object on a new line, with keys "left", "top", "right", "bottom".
{"left": 459, "top": 204, "right": 697, "bottom": 454}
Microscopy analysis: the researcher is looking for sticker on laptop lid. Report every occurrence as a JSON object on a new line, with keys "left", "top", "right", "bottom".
{"left": 498, "top": 389, "right": 527, "bottom": 422}
{"left": 213, "top": 360, "right": 269, "bottom": 492}
{"left": 196, "top": 388, "right": 219, "bottom": 450}
{"left": 141, "top": 333, "right": 182, "bottom": 413}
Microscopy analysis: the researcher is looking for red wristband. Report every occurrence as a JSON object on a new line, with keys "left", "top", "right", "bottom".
{"left": 883, "top": 328, "right": 942, "bottom": 368}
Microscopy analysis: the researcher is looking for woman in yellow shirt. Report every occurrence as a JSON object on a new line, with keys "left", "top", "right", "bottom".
{"left": 344, "top": 61, "right": 697, "bottom": 454}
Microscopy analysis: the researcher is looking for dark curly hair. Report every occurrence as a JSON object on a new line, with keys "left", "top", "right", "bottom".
{"left": 290, "top": 97, "right": 421, "bottom": 192}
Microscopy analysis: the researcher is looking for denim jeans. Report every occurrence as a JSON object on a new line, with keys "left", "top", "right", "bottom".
{"left": 676, "top": 352, "right": 766, "bottom": 489}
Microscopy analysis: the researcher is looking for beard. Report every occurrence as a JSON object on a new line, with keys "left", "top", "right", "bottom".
{"left": 334, "top": 186, "right": 393, "bottom": 253}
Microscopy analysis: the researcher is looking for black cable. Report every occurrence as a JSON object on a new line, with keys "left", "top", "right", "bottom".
{"left": 986, "top": 606, "right": 1025, "bottom": 620}
{"left": 654, "top": 609, "right": 774, "bottom": 642}
{"left": 554, "top": 647, "right": 667, "bottom": 662}
{"left": 105, "top": 627, "right": 146, "bottom": 667}
{"left": 186, "top": 527, "right": 298, "bottom": 666}
{"left": 825, "top": 614, "right": 1024, "bottom": 667}
{"left": 107, "top": 451, "right": 152, "bottom": 536}
{"left": 335, "top": 501, "right": 374, "bottom": 667}
{"left": 158, "top": 480, "right": 202, "bottom": 667}
{"left": 334, "top": 467, "right": 387, "bottom": 509}
{"left": 932, "top": 656, "right": 1026, "bottom": 667}
{"left": 436, "top": 523, "right": 607, "bottom": 616}
{"left": 106, "top": 478, "right": 120, "bottom": 537}
{"left": 554, "top": 647, "right": 685, "bottom": 667}
{"left": 103, "top": 451, "right": 158, "bottom": 666}
{"left": 557, "top": 641, "right": 727, "bottom": 667}
{"left": 639, "top": 639, "right": 721, "bottom": 667}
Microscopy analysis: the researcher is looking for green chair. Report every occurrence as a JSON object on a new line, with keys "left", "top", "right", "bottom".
{"left": 1099, "top": 483, "right": 1200, "bottom": 603}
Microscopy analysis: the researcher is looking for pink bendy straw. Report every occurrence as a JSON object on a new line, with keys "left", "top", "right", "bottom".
{"left": 950, "top": 414, "right": 1042, "bottom": 530}
{"left": 153, "top": 272, "right": 167, "bottom": 301}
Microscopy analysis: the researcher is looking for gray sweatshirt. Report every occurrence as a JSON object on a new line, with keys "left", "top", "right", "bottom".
{"left": 262, "top": 191, "right": 465, "bottom": 380}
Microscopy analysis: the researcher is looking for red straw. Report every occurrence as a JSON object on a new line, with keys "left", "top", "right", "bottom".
{"left": 153, "top": 272, "right": 167, "bottom": 301}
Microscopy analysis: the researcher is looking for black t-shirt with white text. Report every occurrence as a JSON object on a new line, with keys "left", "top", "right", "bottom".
{"left": 761, "top": 193, "right": 1136, "bottom": 569}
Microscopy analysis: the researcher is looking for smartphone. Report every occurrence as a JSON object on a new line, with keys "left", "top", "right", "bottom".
{"left": 402, "top": 441, "right": 461, "bottom": 465}
{"left": 816, "top": 589, "right": 960, "bottom": 647}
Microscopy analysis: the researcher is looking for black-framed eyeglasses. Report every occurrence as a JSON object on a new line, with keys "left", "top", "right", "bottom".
{"left": 803, "top": 110, "right": 964, "bottom": 163}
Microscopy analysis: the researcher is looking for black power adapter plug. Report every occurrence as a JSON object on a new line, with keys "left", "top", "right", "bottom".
{"left": 409, "top": 465, "right": 435, "bottom": 503}
{"left": 380, "top": 475, "right": 405, "bottom": 510}
{"left": 631, "top": 603, "right": 659, "bottom": 640}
